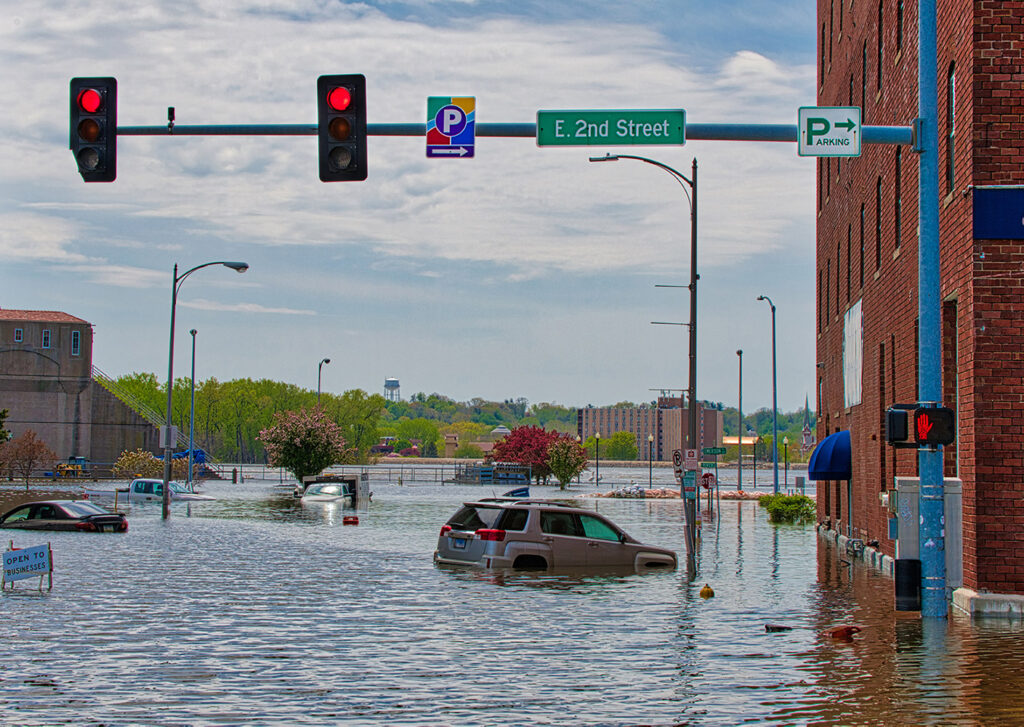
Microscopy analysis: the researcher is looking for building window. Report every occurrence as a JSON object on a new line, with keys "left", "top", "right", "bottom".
{"left": 818, "top": 269, "right": 824, "bottom": 331}
{"left": 71, "top": 330, "right": 81, "bottom": 357}
{"left": 821, "top": 24, "right": 827, "bottom": 84}
{"left": 895, "top": 148, "right": 903, "bottom": 249}
{"left": 861, "top": 42, "right": 868, "bottom": 122}
{"left": 847, "top": 225, "right": 853, "bottom": 299}
{"left": 897, "top": 0, "right": 904, "bottom": 52}
{"left": 829, "top": 0, "right": 834, "bottom": 64}
{"left": 826, "top": 158, "right": 831, "bottom": 199}
{"left": 946, "top": 61, "right": 956, "bottom": 193}
{"left": 41, "top": 329, "right": 51, "bottom": 349}
{"left": 859, "top": 204, "right": 864, "bottom": 291}
{"left": 836, "top": 241, "right": 842, "bottom": 314}
{"left": 875, "top": 177, "right": 883, "bottom": 270}
{"left": 826, "top": 261, "right": 831, "bottom": 323}
{"left": 14, "top": 328, "right": 23, "bottom": 343}
{"left": 877, "top": 2, "right": 884, "bottom": 90}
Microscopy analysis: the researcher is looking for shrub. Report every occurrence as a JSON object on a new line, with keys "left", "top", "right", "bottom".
{"left": 113, "top": 449, "right": 191, "bottom": 480}
{"left": 758, "top": 493, "right": 816, "bottom": 524}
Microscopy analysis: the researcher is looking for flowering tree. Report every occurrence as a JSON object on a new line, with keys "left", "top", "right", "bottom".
{"left": 546, "top": 435, "right": 589, "bottom": 489}
{"left": 113, "top": 448, "right": 190, "bottom": 481}
{"left": 491, "top": 425, "right": 561, "bottom": 484}
{"left": 258, "top": 408, "right": 352, "bottom": 482}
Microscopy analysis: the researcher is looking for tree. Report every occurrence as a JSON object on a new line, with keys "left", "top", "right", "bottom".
{"left": 454, "top": 442, "right": 484, "bottom": 459}
{"left": 258, "top": 408, "right": 352, "bottom": 482}
{"left": 113, "top": 448, "right": 190, "bottom": 480}
{"left": 6, "top": 430, "right": 57, "bottom": 489}
{"left": 547, "top": 435, "right": 588, "bottom": 489}
{"left": 604, "top": 431, "right": 639, "bottom": 461}
{"left": 0, "top": 408, "right": 10, "bottom": 443}
{"left": 491, "top": 425, "right": 560, "bottom": 484}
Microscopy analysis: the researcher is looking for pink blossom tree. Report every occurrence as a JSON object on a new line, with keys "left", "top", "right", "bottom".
{"left": 258, "top": 408, "right": 352, "bottom": 482}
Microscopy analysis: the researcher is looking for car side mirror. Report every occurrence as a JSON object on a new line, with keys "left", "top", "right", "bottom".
{"left": 619, "top": 533, "right": 628, "bottom": 544}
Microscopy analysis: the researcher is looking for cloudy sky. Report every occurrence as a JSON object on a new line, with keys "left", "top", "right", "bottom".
{"left": 2, "top": 0, "right": 818, "bottom": 412}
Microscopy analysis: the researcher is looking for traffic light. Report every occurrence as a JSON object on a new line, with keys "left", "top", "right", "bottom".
{"left": 886, "top": 404, "right": 956, "bottom": 447}
{"left": 317, "top": 74, "right": 367, "bottom": 181}
{"left": 70, "top": 77, "right": 117, "bottom": 182}
{"left": 913, "top": 407, "right": 956, "bottom": 446}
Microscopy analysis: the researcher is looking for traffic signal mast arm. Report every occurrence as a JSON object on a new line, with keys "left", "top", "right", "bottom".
{"left": 114, "top": 121, "right": 912, "bottom": 144}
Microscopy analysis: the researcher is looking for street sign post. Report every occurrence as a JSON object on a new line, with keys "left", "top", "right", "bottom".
{"left": 537, "top": 109, "right": 685, "bottom": 147}
{"left": 797, "top": 106, "right": 862, "bottom": 157}
{"left": 427, "top": 97, "right": 475, "bottom": 158}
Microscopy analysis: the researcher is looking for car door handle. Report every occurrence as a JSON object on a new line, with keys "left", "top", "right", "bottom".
{"left": 588, "top": 542, "right": 599, "bottom": 548}
{"left": 542, "top": 537, "right": 554, "bottom": 543}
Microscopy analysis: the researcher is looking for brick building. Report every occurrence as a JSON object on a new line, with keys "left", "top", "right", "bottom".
{"left": 577, "top": 397, "right": 723, "bottom": 461}
{"left": 0, "top": 309, "right": 159, "bottom": 467}
{"left": 815, "top": 1, "right": 1024, "bottom": 596}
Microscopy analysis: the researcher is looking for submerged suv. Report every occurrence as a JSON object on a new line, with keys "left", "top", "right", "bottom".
{"left": 434, "top": 499, "right": 677, "bottom": 571}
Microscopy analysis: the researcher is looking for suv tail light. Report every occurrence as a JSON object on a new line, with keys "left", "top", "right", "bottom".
{"left": 475, "top": 528, "right": 506, "bottom": 542}
{"left": 440, "top": 525, "right": 452, "bottom": 536}
{"left": 75, "top": 521, "right": 97, "bottom": 532}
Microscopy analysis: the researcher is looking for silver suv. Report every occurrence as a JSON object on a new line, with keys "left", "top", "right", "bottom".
{"left": 434, "top": 499, "right": 677, "bottom": 571}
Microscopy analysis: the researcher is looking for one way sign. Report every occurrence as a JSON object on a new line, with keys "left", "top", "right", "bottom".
{"left": 798, "top": 106, "right": 862, "bottom": 158}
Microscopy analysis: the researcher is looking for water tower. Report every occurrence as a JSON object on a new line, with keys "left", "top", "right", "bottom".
{"left": 384, "top": 377, "right": 400, "bottom": 402}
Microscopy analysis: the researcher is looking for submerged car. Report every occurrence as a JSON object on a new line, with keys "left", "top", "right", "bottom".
{"left": 0, "top": 500, "right": 128, "bottom": 533}
{"left": 127, "top": 478, "right": 214, "bottom": 503}
{"left": 300, "top": 482, "right": 354, "bottom": 505}
{"left": 434, "top": 499, "right": 677, "bottom": 571}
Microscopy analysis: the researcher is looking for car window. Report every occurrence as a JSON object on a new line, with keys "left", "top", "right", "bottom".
{"left": 579, "top": 514, "right": 621, "bottom": 542}
{"left": 540, "top": 511, "right": 583, "bottom": 537}
{"left": 2, "top": 506, "right": 32, "bottom": 523}
{"left": 63, "top": 502, "right": 107, "bottom": 517}
{"left": 33, "top": 505, "right": 58, "bottom": 520}
{"left": 446, "top": 505, "right": 502, "bottom": 531}
{"left": 498, "top": 508, "right": 529, "bottom": 531}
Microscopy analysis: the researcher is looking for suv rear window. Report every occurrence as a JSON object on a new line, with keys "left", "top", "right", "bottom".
{"left": 498, "top": 508, "right": 529, "bottom": 531}
{"left": 446, "top": 505, "right": 503, "bottom": 531}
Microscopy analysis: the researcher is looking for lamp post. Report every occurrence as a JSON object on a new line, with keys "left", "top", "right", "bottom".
{"left": 163, "top": 260, "right": 249, "bottom": 520}
{"left": 757, "top": 294, "right": 779, "bottom": 494}
{"left": 594, "top": 431, "right": 600, "bottom": 487}
{"left": 591, "top": 154, "right": 698, "bottom": 454}
{"left": 648, "top": 433, "right": 654, "bottom": 489}
{"left": 317, "top": 357, "right": 331, "bottom": 405}
{"left": 783, "top": 436, "right": 789, "bottom": 489}
{"left": 737, "top": 350, "right": 743, "bottom": 493}
{"left": 187, "top": 328, "right": 197, "bottom": 491}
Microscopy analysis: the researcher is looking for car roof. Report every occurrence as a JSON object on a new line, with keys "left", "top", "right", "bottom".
{"left": 464, "top": 499, "right": 579, "bottom": 509}
{"left": 12, "top": 500, "right": 90, "bottom": 506}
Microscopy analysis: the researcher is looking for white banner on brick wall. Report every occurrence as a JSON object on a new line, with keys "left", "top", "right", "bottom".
{"left": 843, "top": 299, "right": 863, "bottom": 408}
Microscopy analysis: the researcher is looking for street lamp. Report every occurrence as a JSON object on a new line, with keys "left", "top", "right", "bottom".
{"left": 648, "top": 433, "right": 654, "bottom": 489}
{"left": 595, "top": 431, "right": 601, "bottom": 487}
{"left": 163, "top": 260, "right": 249, "bottom": 520}
{"left": 592, "top": 154, "right": 698, "bottom": 456}
{"left": 757, "top": 294, "right": 779, "bottom": 494}
{"left": 783, "top": 436, "right": 790, "bottom": 488}
{"left": 737, "top": 350, "right": 743, "bottom": 493}
{"left": 317, "top": 357, "right": 331, "bottom": 405}
{"left": 187, "top": 328, "right": 197, "bottom": 491}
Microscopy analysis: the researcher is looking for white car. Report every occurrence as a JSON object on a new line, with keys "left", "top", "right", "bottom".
{"left": 127, "top": 478, "right": 214, "bottom": 503}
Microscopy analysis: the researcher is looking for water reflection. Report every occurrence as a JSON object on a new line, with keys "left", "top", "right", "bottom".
{"left": 0, "top": 471, "right": 1022, "bottom": 726}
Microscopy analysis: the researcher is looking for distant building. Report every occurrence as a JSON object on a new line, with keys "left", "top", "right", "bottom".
{"left": 0, "top": 309, "right": 159, "bottom": 466}
{"left": 577, "top": 397, "right": 723, "bottom": 461}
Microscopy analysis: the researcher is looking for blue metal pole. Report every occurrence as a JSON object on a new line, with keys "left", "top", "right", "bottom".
{"left": 917, "top": 0, "right": 947, "bottom": 619}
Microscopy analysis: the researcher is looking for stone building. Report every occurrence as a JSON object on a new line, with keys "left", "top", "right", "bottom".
{"left": 0, "top": 309, "right": 158, "bottom": 468}
{"left": 814, "top": 1, "right": 1024, "bottom": 599}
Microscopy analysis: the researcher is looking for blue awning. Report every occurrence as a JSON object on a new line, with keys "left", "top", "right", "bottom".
{"left": 808, "top": 430, "right": 851, "bottom": 480}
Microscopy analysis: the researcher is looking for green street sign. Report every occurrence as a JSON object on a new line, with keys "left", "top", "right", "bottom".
{"left": 537, "top": 109, "right": 685, "bottom": 147}
{"left": 702, "top": 447, "right": 727, "bottom": 455}
{"left": 700, "top": 462, "right": 717, "bottom": 469}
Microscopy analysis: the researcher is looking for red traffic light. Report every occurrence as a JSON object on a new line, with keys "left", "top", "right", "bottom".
{"left": 327, "top": 87, "right": 351, "bottom": 112}
{"left": 913, "top": 407, "right": 956, "bottom": 446}
{"left": 77, "top": 88, "right": 103, "bottom": 113}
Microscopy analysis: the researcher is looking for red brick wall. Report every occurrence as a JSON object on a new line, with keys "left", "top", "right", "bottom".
{"left": 815, "top": 0, "right": 1024, "bottom": 592}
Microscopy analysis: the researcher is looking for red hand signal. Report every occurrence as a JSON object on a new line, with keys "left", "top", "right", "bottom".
{"left": 917, "top": 413, "right": 934, "bottom": 440}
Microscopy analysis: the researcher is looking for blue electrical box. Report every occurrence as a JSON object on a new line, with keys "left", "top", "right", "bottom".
{"left": 973, "top": 187, "right": 1024, "bottom": 240}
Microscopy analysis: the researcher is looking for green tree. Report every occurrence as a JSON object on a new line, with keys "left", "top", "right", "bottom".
{"left": 547, "top": 435, "right": 588, "bottom": 489}
{"left": 454, "top": 442, "right": 484, "bottom": 459}
{"left": 258, "top": 408, "right": 352, "bottom": 482}
{"left": 0, "top": 408, "right": 10, "bottom": 442}
{"left": 604, "top": 431, "right": 639, "bottom": 460}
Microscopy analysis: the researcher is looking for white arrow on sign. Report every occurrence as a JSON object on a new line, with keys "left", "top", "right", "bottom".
{"left": 432, "top": 147, "right": 470, "bottom": 156}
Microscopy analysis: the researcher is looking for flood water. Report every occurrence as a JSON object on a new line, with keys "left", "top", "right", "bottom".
{"left": 2, "top": 466, "right": 1023, "bottom": 726}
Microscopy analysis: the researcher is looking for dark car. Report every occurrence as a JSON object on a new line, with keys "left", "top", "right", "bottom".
{"left": 0, "top": 500, "right": 128, "bottom": 533}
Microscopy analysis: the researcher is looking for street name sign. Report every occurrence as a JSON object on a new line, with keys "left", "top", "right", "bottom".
{"left": 702, "top": 447, "right": 727, "bottom": 456}
{"left": 798, "top": 106, "right": 862, "bottom": 157}
{"left": 427, "top": 97, "right": 475, "bottom": 158}
{"left": 537, "top": 109, "right": 685, "bottom": 147}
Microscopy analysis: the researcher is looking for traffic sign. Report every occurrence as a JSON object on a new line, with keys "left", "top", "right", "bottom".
{"left": 684, "top": 448, "right": 699, "bottom": 471}
{"left": 701, "top": 472, "right": 716, "bottom": 489}
{"left": 702, "top": 447, "right": 727, "bottom": 456}
{"left": 537, "top": 109, "right": 685, "bottom": 147}
{"left": 427, "top": 97, "right": 475, "bottom": 158}
{"left": 672, "top": 449, "right": 683, "bottom": 483}
{"left": 798, "top": 106, "right": 861, "bottom": 157}
{"left": 700, "top": 462, "right": 717, "bottom": 469}
{"left": 683, "top": 470, "right": 697, "bottom": 500}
